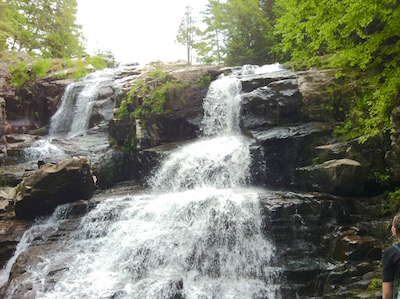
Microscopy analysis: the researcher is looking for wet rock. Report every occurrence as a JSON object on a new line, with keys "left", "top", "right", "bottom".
{"left": 0, "top": 188, "right": 16, "bottom": 219}
{"left": 239, "top": 67, "right": 296, "bottom": 93}
{"left": 114, "top": 65, "right": 223, "bottom": 149}
{"left": 0, "top": 220, "right": 31, "bottom": 270}
{"left": 34, "top": 78, "right": 74, "bottom": 127}
{"left": 93, "top": 148, "right": 135, "bottom": 189}
{"left": 250, "top": 122, "right": 333, "bottom": 187}
{"left": 295, "top": 159, "right": 366, "bottom": 196}
{"left": 261, "top": 191, "right": 386, "bottom": 298}
{"left": 241, "top": 79, "right": 303, "bottom": 130}
{"left": 14, "top": 157, "right": 95, "bottom": 219}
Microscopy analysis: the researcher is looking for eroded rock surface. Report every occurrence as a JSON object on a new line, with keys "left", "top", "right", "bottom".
{"left": 14, "top": 157, "right": 95, "bottom": 219}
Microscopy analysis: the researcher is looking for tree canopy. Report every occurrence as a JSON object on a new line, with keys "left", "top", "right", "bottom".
{"left": 0, "top": 0, "right": 84, "bottom": 58}
{"left": 182, "top": 0, "right": 399, "bottom": 140}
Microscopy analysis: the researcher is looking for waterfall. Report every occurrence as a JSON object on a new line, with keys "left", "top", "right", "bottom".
{"left": 23, "top": 67, "right": 120, "bottom": 164}
{"left": 49, "top": 68, "right": 116, "bottom": 138}
{"left": 4, "top": 65, "right": 283, "bottom": 299}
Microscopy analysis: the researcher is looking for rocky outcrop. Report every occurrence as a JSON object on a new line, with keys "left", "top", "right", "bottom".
{"left": 14, "top": 157, "right": 95, "bottom": 219}
{"left": 93, "top": 148, "right": 135, "bottom": 189}
{"left": 250, "top": 122, "right": 333, "bottom": 188}
{"left": 111, "top": 65, "right": 223, "bottom": 150}
{"left": 34, "top": 77, "right": 74, "bottom": 127}
{"left": 295, "top": 158, "right": 366, "bottom": 195}
{"left": 241, "top": 79, "right": 303, "bottom": 130}
{"left": 261, "top": 191, "right": 386, "bottom": 298}
{"left": 296, "top": 68, "right": 336, "bottom": 121}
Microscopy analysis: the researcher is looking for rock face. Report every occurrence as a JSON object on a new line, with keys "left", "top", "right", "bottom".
{"left": 14, "top": 157, "right": 95, "bottom": 219}
{"left": 262, "top": 191, "right": 386, "bottom": 298}
{"left": 295, "top": 158, "right": 366, "bottom": 195}
{"left": 241, "top": 79, "right": 303, "bottom": 130}
{"left": 110, "top": 65, "right": 223, "bottom": 150}
{"left": 34, "top": 77, "right": 74, "bottom": 127}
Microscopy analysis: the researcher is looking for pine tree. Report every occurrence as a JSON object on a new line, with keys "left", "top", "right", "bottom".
{"left": 176, "top": 5, "right": 200, "bottom": 65}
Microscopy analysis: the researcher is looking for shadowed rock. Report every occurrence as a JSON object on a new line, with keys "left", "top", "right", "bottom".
{"left": 14, "top": 157, "right": 95, "bottom": 219}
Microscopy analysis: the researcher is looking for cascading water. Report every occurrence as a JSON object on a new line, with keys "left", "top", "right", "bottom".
{"left": 23, "top": 67, "right": 123, "bottom": 164}
{"left": 49, "top": 68, "right": 116, "bottom": 138}
{"left": 3, "top": 65, "right": 283, "bottom": 299}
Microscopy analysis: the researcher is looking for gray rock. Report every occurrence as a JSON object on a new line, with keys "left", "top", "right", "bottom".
{"left": 14, "top": 157, "right": 95, "bottom": 219}
{"left": 241, "top": 79, "right": 303, "bottom": 130}
{"left": 295, "top": 158, "right": 366, "bottom": 195}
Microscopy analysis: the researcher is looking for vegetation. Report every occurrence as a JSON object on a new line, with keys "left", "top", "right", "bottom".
{"left": 4, "top": 54, "right": 112, "bottom": 87}
{"left": 0, "top": 0, "right": 84, "bottom": 58}
{"left": 116, "top": 67, "right": 188, "bottom": 152}
{"left": 382, "top": 189, "right": 400, "bottom": 216}
{"left": 176, "top": 5, "right": 200, "bottom": 65}
{"left": 177, "top": 0, "right": 399, "bottom": 144}
{"left": 118, "top": 68, "right": 188, "bottom": 121}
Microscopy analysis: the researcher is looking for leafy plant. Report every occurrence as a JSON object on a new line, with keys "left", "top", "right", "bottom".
{"left": 381, "top": 189, "right": 400, "bottom": 216}
{"left": 10, "top": 62, "right": 30, "bottom": 87}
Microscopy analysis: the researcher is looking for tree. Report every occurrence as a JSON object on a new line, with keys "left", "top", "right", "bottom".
{"left": 195, "top": 0, "right": 276, "bottom": 66}
{"left": 194, "top": 0, "right": 225, "bottom": 64}
{"left": 0, "top": 0, "right": 84, "bottom": 58}
{"left": 176, "top": 5, "right": 200, "bottom": 65}
{"left": 274, "top": 0, "right": 400, "bottom": 139}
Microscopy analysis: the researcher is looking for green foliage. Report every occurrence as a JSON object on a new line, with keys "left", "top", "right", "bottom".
{"left": 117, "top": 71, "right": 188, "bottom": 122}
{"left": 10, "top": 62, "right": 30, "bottom": 87}
{"left": 131, "top": 79, "right": 188, "bottom": 120}
{"left": 199, "top": 74, "right": 212, "bottom": 88}
{"left": 2, "top": 0, "right": 84, "bottom": 58}
{"left": 86, "top": 56, "right": 110, "bottom": 70}
{"left": 31, "top": 59, "right": 52, "bottom": 78}
{"left": 10, "top": 58, "right": 54, "bottom": 87}
{"left": 274, "top": 0, "right": 400, "bottom": 141}
{"left": 311, "top": 157, "right": 320, "bottom": 165}
{"left": 381, "top": 189, "right": 400, "bottom": 216}
{"left": 176, "top": 5, "right": 201, "bottom": 64}
{"left": 194, "top": 0, "right": 276, "bottom": 65}
{"left": 367, "top": 278, "right": 382, "bottom": 291}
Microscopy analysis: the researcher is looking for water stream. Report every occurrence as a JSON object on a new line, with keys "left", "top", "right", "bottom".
{"left": 23, "top": 66, "right": 128, "bottom": 164}
{"left": 3, "top": 65, "right": 283, "bottom": 298}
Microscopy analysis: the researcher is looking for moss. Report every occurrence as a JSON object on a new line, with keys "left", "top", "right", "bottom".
{"left": 116, "top": 71, "right": 188, "bottom": 122}
{"left": 381, "top": 188, "right": 400, "bottom": 216}
{"left": 199, "top": 74, "right": 212, "bottom": 88}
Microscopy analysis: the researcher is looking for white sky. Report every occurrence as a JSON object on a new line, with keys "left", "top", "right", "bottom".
{"left": 77, "top": 0, "right": 208, "bottom": 64}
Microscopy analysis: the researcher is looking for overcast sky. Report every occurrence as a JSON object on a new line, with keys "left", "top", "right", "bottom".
{"left": 77, "top": 0, "right": 208, "bottom": 64}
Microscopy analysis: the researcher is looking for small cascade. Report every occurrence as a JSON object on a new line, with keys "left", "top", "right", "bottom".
{"left": 4, "top": 64, "right": 285, "bottom": 299}
{"left": 49, "top": 68, "right": 117, "bottom": 138}
{"left": 23, "top": 66, "right": 127, "bottom": 164}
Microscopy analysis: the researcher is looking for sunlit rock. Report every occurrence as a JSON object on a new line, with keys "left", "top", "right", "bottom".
{"left": 14, "top": 157, "right": 95, "bottom": 219}
{"left": 295, "top": 158, "right": 366, "bottom": 195}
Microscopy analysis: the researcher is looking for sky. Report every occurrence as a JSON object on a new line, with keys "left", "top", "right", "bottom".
{"left": 76, "top": 0, "right": 208, "bottom": 64}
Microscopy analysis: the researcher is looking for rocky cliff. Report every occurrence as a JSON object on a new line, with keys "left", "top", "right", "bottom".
{"left": 0, "top": 59, "right": 397, "bottom": 298}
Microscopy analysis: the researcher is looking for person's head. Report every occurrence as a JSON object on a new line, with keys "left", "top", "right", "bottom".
{"left": 392, "top": 213, "right": 400, "bottom": 239}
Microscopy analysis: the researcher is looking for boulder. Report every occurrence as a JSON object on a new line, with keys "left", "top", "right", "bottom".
{"left": 93, "top": 148, "right": 135, "bottom": 189}
{"left": 239, "top": 67, "right": 296, "bottom": 93}
{"left": 0, "top": 219, "right": 32, "bottom": 271}
{"left": 295, "top": 158, "right": 366, "bottom": 195}
{"left": 113, "top": 65, "right": 223, "bottom": 149}
{"left": 14, "top": 157, "right": 95, "bottom": 219}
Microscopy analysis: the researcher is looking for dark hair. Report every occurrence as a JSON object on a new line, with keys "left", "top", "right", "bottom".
{"left": 393, "top": 214, "right": 400, "bottom": 232}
